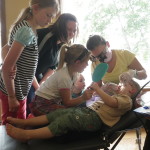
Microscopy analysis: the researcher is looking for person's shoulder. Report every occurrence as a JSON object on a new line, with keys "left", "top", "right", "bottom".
{"left": 56, "top": 67, "right": 67, "bottom": 75}
{"left": 113, "top": 93, "right": 131, "bottom": 99}
{"left": 113, "top": 49, "right": 128, "bottom": 53}
{"left": 60, "top": 67, "right": 68, "bottom": 74}
{"left": 37, "top": 28, "right": 51, "bottom": 36}
{"left": 59, "top": 67, "right": 71, "bottom": 78}
{"left": 54, "top": 67, "right": 71, "bottom": 81}
{"left": 37, "top": 28, "right": 55, "bottom": 44}
{"left": 113, "top": 49, "right": 134, "bottom": 56}
{"left": 13, "top": 20, "right": 30, "bottom": 31}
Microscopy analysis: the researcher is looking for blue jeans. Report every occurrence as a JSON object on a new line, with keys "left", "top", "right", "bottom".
{"left": 27, "top": 86, "right": 35, "bottom": 116}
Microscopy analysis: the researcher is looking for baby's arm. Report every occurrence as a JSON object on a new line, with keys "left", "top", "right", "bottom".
{"left": 101, "top": 82, "right": 118, "bottom": 96}
{"left": 90, "top": 82, "right": 118, "bottom": 108}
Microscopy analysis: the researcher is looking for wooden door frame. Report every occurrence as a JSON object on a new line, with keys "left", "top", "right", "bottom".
{"left": 0, "top": 0, "right": 6, "bottom": 47}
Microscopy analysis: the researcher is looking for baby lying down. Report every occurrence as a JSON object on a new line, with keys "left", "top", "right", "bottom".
{"left": 87, "top": 71, "right": 137, "bottom": 106}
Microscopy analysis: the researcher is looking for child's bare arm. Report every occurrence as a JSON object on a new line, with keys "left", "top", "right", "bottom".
{"left": 1, "top": 44, "right": 10, "bottom": 62}
{"left": 60, "top": 88, "right": 93, "bottom": 107}
{"left": 2, "top": 41, "right": 24, "bottom": 112}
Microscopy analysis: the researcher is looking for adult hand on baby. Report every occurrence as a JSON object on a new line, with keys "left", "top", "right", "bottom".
{"left": 119, "top": 70, "right": 136, "bottom": 84}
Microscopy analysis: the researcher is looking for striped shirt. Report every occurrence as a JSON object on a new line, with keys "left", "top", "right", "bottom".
{"left": 0, "top": 20, "right": 38, "bottom": 100}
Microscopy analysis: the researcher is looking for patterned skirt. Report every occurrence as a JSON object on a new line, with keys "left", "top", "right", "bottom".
{"left": 29, "top": 95, "right": 66, "bottom": 116}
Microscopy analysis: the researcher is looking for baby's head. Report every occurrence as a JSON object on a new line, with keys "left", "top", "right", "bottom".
{"left": 118, "top": 79, "right": 140, "bottom": 98}
{"left": 129, "top": 80, "right": 141, "bottom": 99}
{"left": 101, "top": 82, "right": 118, "bottom": 96}
{"left": 74, "top": 74, "right": 85, "bottom": 92}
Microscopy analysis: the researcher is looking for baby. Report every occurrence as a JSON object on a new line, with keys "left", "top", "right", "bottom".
{"left": 87, "top": 72, "right": 136, "bottom": 106}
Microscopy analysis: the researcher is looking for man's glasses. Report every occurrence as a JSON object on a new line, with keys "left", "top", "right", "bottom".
{"left": 90, "top": 47, "right": 107, "bottom": 62}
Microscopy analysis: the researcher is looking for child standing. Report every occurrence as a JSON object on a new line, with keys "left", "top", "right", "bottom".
{"left": 6, "top": 79, "right": 140, "bottom": 141}
{"left": 0, "top": 0, "right": 59, "bottom": 125}
{"left": 29, "top": 44, "right": 93, "bottom": 116}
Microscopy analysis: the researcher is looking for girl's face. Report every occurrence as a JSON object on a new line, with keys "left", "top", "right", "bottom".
{"left": 66, "top": 21, "right": 77, "bottom": 41}
{"left": 76, "top": 58, "right": 89, "bottom": 73}
{"left": 33, "top": 6, "right": 57, "bottom": 27}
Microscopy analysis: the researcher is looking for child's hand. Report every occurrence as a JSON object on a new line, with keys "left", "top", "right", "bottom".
{"left": 82, "top": 89, "right": 94, "bottom": 101}
{"left": 8, "top": 96, "right": 20, "bottom": 112}
{"left": 9, "top": 66, "right": 17, "bottom": 79}
{"left": 88, "top": 82, "right": 100, "bottom": 91}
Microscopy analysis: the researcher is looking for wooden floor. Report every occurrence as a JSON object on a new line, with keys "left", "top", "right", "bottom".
{"left": 109, "top": 128, "right": 146, "bottom": 150}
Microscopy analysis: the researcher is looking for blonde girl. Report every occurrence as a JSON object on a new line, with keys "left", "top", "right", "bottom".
{"left": 29, "top": 44, "right": 93, "bottom": 116}
{"left": 0, "top": 0, "right": 59, "bottom": 125}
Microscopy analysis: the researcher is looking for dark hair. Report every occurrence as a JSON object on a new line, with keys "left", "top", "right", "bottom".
{"left": 49, "top": 13, "right": 79, "bottom": 43}
{"left": 86, "top": 35, "right": 107, "bottom": 51}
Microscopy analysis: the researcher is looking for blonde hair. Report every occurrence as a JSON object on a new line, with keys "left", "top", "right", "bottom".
{"left": 130, "top": 79, "right": 141, "bottom": 99}
{"left": 57, "top": 44, "right": 91, "bottom": 70}
{"left": 10, "top": 0, "right": 59, "bottom": 33}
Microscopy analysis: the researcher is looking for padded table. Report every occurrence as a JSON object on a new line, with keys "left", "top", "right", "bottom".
{"left": 0, "top": 125, "right": 103, "bottom": 150}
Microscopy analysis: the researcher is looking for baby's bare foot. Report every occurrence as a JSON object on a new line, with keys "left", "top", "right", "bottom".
{"left": 7, "top": 117, "right": 27, "bottom": 128}
{"left": 6, "top": 123, "right": 29, "bottom": 142}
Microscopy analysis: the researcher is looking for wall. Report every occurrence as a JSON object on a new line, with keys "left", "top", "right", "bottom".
{"left": 5, "top": 0, "right": 28, "bottom": 40}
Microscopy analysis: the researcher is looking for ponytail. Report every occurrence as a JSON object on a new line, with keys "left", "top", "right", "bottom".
{"left": 57, "top": 44, "right": 90, "bottom": 71}
{"left": 57, "top": 44, "right": 68, "bottom": 70}
{"left": 10, "top": 7, "right": 32, "bottom": 33}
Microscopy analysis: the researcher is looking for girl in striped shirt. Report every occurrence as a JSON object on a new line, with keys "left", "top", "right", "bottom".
{"left": 0, "top": 0, "right": 59, "bottom": 125}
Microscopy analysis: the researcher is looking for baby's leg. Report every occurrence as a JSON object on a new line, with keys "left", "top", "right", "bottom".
{"left": 6, "top": 123, "right": 54, "bottom": 141}
{"left": 7, "top": 115, "right": 49, "bottom": 128}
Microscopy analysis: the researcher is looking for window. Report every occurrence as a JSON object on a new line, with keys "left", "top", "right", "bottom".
{"left": 62, "top": 0, "right": 150, "bottom": 86}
